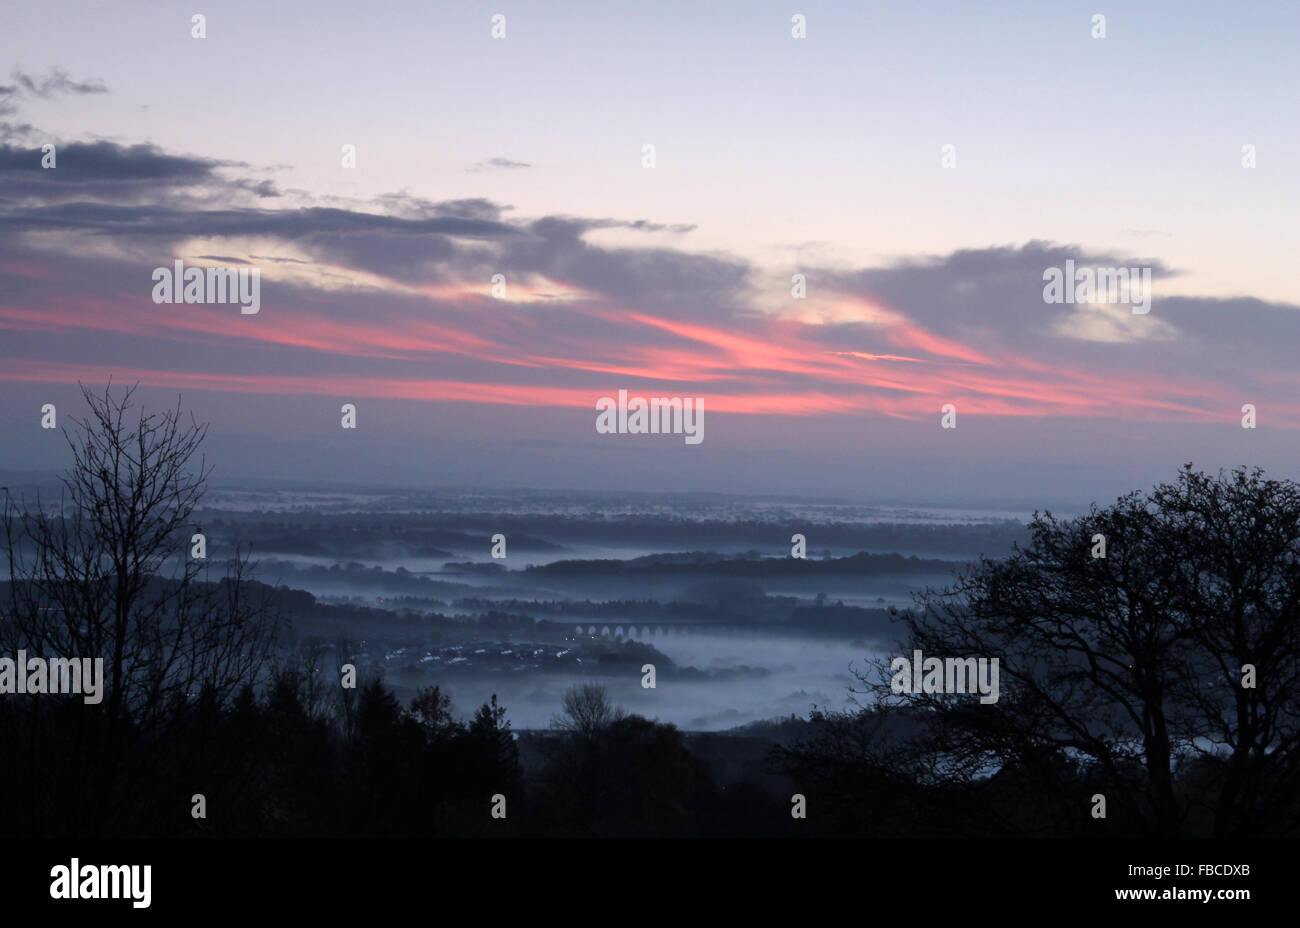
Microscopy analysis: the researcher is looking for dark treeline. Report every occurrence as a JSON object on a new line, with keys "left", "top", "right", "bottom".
{"left": 525, "top": 550, "right": 954, "bottom": 577}
{"left": 3, "top": 389, "right": 1298, "bottom": 838}
{"left": 7, "top": 664, "right": 1290, "bottom": 837}
{"left": 194, "top": 510, "right": 1027, "bottom": 560}
{"left": 222, "top": 551, "right": 953, "bottom": 597}
{"left": 0, "top": 674, "right": 800, "bottom": 837}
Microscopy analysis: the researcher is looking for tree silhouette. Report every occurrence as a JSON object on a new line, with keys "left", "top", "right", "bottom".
{"left": 0, "top": 385, "right": 280, "bottom": 834}
{"left": 776, "top": 466, "right": 1300, "bottom": 837}
{"left": 552, "top": 682, "right": 626, "bottom": 739}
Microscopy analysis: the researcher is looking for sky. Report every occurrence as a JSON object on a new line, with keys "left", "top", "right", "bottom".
{"left": 1, "top": 0, "right": 1298, "bottom": 508}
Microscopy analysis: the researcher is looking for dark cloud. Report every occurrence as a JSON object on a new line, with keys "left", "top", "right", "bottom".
{"left": 0, "top": 141, "right": 224, "bottom": 183}
{"left": 11, "top": 68, "right": 109, "bottom": 99}
{"left": 237, "top": 178, "right": 281, "bottom": 198}
{"left": 469, "top": 157, "right": 532, "bottom": 172}
{"left": 370, "top": 194, "right": 512, "bottom": 223}
{"left": 249, "top": 254, "right": 312, "bottom": 265}
{"left": 817, "top": 241, "right": 1174, "bottom": 340}
{"left": 796, "top": 242, "right": 1300, "bottom": 396}
{"left": 624, "top": 219, "right": 696, "bottom": 234}
{"left": 0, "top": 200, "right": 518, "bottom": 242}
{"left": 481, "top": 215, "right": 751, "bottom": 314}
{"left": 0, "top": 121, "right": 37, "bottom": 143}
{"left": 0, "top": 68, "right": 108, "bottom": 118}
{"left": 0, "top": 141, "right": 275, "bottom": 208}
{"left": 0, "top": 137, "right": 286, "bottom": 207}
{"left": 574, "top": 217, "right": 698, "bottom": 235}
{"left": 0, "top": 137, "right": 744, "bottom": 314}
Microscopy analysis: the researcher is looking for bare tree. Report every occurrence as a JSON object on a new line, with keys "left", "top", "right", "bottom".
{"left": 1, "top": 384, "right": 280, "bottom": 830}
{"left": 552, "top": 683, "right": 625, "bottom": 738}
